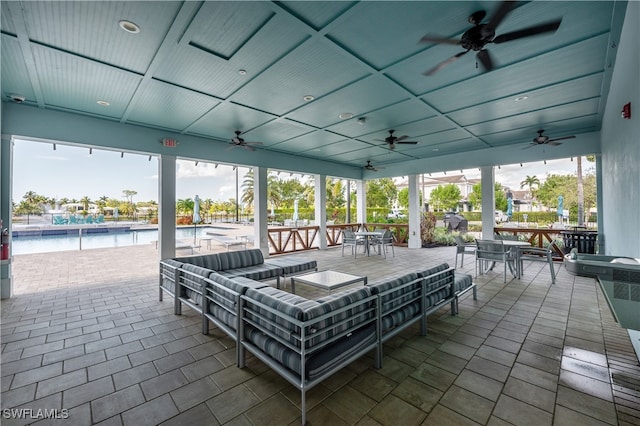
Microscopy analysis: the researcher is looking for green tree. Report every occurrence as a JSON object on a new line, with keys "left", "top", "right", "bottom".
{"left": 397, "top": 187, "right": 422, "bottom": 209}
{"left": 366, "top": 178, "right": 397, "bottom": 207}
{"left": 429, "top": 184, "right": 461, "bottom": 211}
{"left": 79, "top": 195, "right": 92, "bottom": 216}
{"left": 122, "top": 189, "right": 137, "bottom": 218}
{"left": 176, "top": 198, "right": 194, "bottom": 216}
{"left": 519, "top": 175, "right": 540, "bottom": 212}
{"left": 468, "top": 182, "right": 509, "bottom": 211}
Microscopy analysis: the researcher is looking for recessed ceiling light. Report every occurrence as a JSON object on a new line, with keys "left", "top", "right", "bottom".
{"left": 303, "top": 95, "right": 314, "bottom": 102}
{"left": 238, "top": 69, "right": 247, "bottom": 75}
{"left": 515, "top": 96, "right": 528, "bottom": 102}
{"left": 432, "top": 148, "right": 439, "bottom": 152}
{"left": 312, "top": 148, "right": 321, "bottom": 152}
{"left": 338, "top": 112, "right": 354, "bottom": 120}
{"left": 119, "top": 20, "right": 140, "bottom": 34}
{"left": 96, "top": 100, "right": 110, "bottom": 106}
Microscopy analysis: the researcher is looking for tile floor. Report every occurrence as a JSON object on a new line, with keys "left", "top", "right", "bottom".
{"left": 1, "top": 243, "right": 639, "bottom": 425}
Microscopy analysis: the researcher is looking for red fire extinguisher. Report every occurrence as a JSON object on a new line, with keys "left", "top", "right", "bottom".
{"left": 1, "top": 228, "right": 9, "bottom": 260}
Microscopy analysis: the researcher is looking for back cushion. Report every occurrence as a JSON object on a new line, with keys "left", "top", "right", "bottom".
{"left": 368, "top": 272, "right": 420, "bottom": 314}
{"left": 218, "top": 249, "right": 264, "bottom": 270}
{"left": 304, "top": 287, "right": 374, "bottom": 347}
{"left": 416, "top": 263, "right": 452, "bottom": 292}
{"left": 244, "top": 287, "right": 319, "bottom": 345}
{"left": 177, "top": 254, "right": 221, "bottom": 271}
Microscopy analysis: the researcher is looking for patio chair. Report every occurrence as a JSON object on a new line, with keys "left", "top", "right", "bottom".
{"left": 372, "top": 229, "right": 395, "bottom": 258}
{"left": 53, "top": 215, "right": 68, "bottom": 225}
{"left": 475, "top": 239, "right": 516, "bottom": 283}
{"left": 517, "top": 246, "right": 556, "bottom": 284}
{"left": 454, "top": 235, "right": 475, "bottom": 268}
{"left": 342, "top": 229, "right": 365, "bottom": 258}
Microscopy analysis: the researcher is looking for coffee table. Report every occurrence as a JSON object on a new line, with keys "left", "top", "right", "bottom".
{"left": 290, "top": 270, "right": 367, "bottom": 294}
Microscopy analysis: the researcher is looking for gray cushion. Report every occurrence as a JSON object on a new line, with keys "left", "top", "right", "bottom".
{"left": 217, "top": 249, "right": 264, "bottom": 270}
{"left": 454, "top": 273, "right": 474, "bottom": 294}
{"left": 265, "top": 257, "right": 318, "bottom": 275}
{"left": 176, "top": 254, "right": 221, "bottom": 271}
{"left": 219, "top": 264, "right": 282, "bottom": 281}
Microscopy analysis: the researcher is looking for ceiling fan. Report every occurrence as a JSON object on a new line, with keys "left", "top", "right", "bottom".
{"left": 375, "top": 130, "right": 418, "bottom": 150}
{"left": 420, "top": 1, "right": 562, "bottom": 75}
{"left": 228, "top": 130, "right": 263, "bottom": 151}
{"left": 364, "top": 160, "right": 384, "bottom": 172}
{"left": 524, "top": 129, "right": 576, "bottom": 149}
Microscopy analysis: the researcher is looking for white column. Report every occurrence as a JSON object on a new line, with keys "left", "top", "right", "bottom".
{"left": 158, "top": 155, "right": 176, "bottom": 260}
{"left": 356, "top": 180, "right": 366, "bottom": 228}
{"left": 314, "top": 175, "right": 327, "bottom": 250}
{"left": 253, "top": 167, "right": 269, "bottom": 256}
{"left": 595, "top": 155, "right": 605, "bottom": 254}
{"left": 480, "top": 166, "right": 495, "bottom": 239}
{"left": 1, "top": 136, "right": 14, "bottom": 299}
{"left": 408, "top": 174, "right": 422, "bottom": 248}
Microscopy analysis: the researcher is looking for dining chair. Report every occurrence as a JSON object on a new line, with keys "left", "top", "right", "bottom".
{"left": 454, "top": 235, "right": 476, "bottom": 268}
{"left": 475, "top": 239, "right": 516, "bottom": 283}
{"left": 516, "top": 246, "right": 556, "bottom": 284}
{"left": 373, "top": 229, "right": 395, "bottom": 258}
{"left": 341, "top": 229, "right": 365, "bottom": 258}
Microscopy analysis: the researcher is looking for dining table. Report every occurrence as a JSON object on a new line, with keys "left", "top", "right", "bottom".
{"left": 354, "top": 230, "right": 385, "bottom": 257}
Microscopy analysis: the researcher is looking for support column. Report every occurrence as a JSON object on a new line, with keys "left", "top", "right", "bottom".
{"left": 480, "top": 166, "right": 496, "bottom": 239}
{"left": 254, "top": 167, "right": 269, "bottom": 256}
{"left": 158, "top": 155, "right": 176, "bottom": 260}
{"left": 315, "top": 175, "right": 327, "bottom": 250}
{"left": 408, "top": 174, "right": 422, "bottom": 249}
{"left": 356, "top": 180, "right": 366, "bottom": 228}
{"left": 1, "top": 136, "right": 13, "bottom": 299}
{"left": 595, "top": 154, "right": 605, "bottom": 254}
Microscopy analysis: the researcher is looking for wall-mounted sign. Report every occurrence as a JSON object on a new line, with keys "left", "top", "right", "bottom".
{"left": 162, "top": 138, "right": 178, "bottom": 147}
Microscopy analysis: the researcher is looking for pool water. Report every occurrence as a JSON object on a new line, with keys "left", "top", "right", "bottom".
{"left": 12, "top": 227, "right": 214, "bottom": 255}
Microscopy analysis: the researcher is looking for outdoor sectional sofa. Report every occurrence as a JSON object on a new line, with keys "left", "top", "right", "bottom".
{"left": 158, "top": 252, "right": 476, "bottom": 424}
{"left": 159, "top": 248, "right": 318, "bottom": 315}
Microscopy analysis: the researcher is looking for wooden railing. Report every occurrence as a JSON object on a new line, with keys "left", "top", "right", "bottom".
{"left": 493, "top": 227, "right": 566, "bottom": 260}
{"left": 267, "top": 223, "right": 410, "bottom": 255}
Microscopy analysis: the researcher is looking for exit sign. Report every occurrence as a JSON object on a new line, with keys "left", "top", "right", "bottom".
{"left": 162, "top": 138, "right": 177, "bottom": 147}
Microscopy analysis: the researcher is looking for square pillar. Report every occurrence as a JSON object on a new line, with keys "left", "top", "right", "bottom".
{"left": 408, "top": 174, "right": 422, "bottom": 248}
{"left": 480, "top": 166, "right": 495, "bottom": 239}
{"left": 315, "top": 175, "right": 327, "bottom": 250}
{"left": 253, "top": 167, "right": 269, "bottom": 256}
{"left": 158, "top": 155, "right": 176, "bottom": 260}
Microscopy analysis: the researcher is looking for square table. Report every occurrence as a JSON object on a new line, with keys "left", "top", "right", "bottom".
{"left": 291, "top": 270, "right": 367, "bottom": 294}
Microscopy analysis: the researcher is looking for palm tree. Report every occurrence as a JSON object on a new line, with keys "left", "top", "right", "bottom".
{"left": 176, "top": 198, "right": 194, "bottom": 216}
{"left": 79, "top": 196, "right": 92, "bottom": 217}
{"left": 520, "top": 175, "right": 540, "bottom": 212}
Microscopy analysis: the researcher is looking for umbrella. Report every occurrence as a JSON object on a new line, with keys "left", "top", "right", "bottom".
{"left": 193, "top": 195, "right": 201, "bottom": 244}
{"left": 114, "top": 207, "right": 119, "bottom": 222}
{"left": 506, "top": 197, "right": 513, "bottom": 218}
{"left": 293, "top": 199, "right": 299, "bottom": 223}
{"left": 557, "top": 195, "right": 564, "bottom": 221}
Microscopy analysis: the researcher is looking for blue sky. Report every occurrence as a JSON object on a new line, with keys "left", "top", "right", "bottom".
{"left": 12, "top": 139, "right": 583, "bottom": 204}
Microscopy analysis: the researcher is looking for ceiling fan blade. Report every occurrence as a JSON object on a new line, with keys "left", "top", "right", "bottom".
{"left": 522, "top": 143, "right": 537, "bottom": 150}
{"left": 244, "top": 141, "right": 263, "bottom": 146}
{"left": 476, "top": 49, "right": 494, "bottom": 72}
{"left": 486, "top": 1, "right": 515, "bottom": 31}
{"left": 419, "top": 35, "right": 461, "bottom": 45}
{"left": 396, "top": 141, "right": 418, "bottom": 145}
{"left": 493, "top": 19, "right": 562, "bottom": 43}
{"left": 395, "top": 135, "right": 410, "bottom": 142}
{"left": 424, "top": 50, "right": 468, "bottom": 76}
{"left": 241, "top": 144, "right": 256, "bottom": 152}
{"left": 547, "top": 135, "right": 576, "bottom": 143}
{"left": 547, "top": 141, "right": 563, "bottom": 146}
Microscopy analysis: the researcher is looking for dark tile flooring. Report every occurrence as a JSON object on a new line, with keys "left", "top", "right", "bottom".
{"left": 2, "top": 243, "right": 639, "bottom": 425}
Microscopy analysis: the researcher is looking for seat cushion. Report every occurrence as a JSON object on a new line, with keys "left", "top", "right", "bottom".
{"left": 219, "top": 264, "right": 282, "bottom": 281}
{"left": 265, "top": 257, "right": 317, "bottom": 275}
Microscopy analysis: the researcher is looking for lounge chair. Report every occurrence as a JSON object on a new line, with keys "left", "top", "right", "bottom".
{"left": 53, "top": 215, "right": 68, "bottom": 225}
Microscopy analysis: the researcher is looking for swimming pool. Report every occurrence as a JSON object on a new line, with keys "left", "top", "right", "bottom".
{"left": 12, "top": 227, "right": 214, "bottom": 255}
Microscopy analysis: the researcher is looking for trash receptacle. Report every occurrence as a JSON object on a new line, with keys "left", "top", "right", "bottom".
{"left": 561, "top": 230, "right": 598, "bottom": 254}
